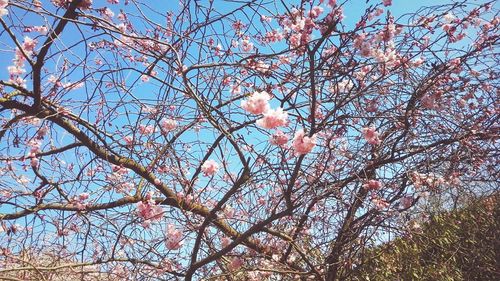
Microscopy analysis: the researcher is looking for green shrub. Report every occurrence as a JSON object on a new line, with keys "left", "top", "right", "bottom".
{"left": 350, "top": 194, "right": 499, "bottom": 281}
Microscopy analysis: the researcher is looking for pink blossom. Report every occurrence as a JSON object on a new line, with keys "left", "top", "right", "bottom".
{"left": 260, "top": 15, "right": 272, "bottom": 23}
{"left": 372, "top": 197, "right": 389, "bottom": 210}
{"left": 251, "top": 60, "right": 270, "bottom": 73}
{"left": 9, "top": 76, "right": 26, "bottom": 87}
{"left": 101, "top": 7, "right": 114, "bottom": 19}
{"left": 0, "top": 0, "right": 8, "bottom": 17}
{"left": 138, "top": 124, "right": 155, "bottom": 134}
{"left": 123, "top": 135, "right": 134, "bottom": 145}
{"left": 382, "top": 0, "right": 392, "bottom": 6}
{"left": 78, "top": 192, "right": 89, "bottom": 201}
{"left": 201, "top": 159, "right": 219, "bottom": 176}
{"left": 79, "top": 0, "right": 93, "bottom": 9}
{"left": 36, "top": 126, "right": 49, "bottom": 139}
{"left": 270, "top": 130, "right": 289, "bottom": 147}
{"left": 263, "top": 29, "right": 283, "bottom": 43}
{"left": 160, "top": 118, "right": 177, "bottom": 132}
{"left": 72, "top": 193, "right": 90, "bottom": 211}
{"left": 227, "top": 257, "right": 244, "bottom": 271}
{"left": 224, "top": 205, "right": 235, "bottom": 219}
{"left": 362, "top": 127, "right": 381, "bottom": 145}
{"left": 222, "top": 76, "right": 232, "bottom": 86}
{"left": 373, "top": 47, "right": 397, "bottom": 64}
{"left": 241, "top": 91, "right": 271, "bottom": 114}
{"left": 27, "top": 138, "right": 42, "bottom": 154}
{"left": 401, "top": 196, "right": 413, "bottom": 209}
{"left": 363, "top": 179, "right": 382, "bottom": 191}
{"left": 22, "top": 36, "right": 37, "bottom": 53}
{"left": 412, "top": 57, "right": 425, "bottom": 67}
{"left": 111, "top": 164, "right": 128, "bottom": 175}
{"left": 289, "top": 33, "right": 301, "bottom": 48}
{"left": 421, "top": 94, "right": 438, "bottom": 109}
{"left": 410, "top": 172, "right": 445, "bottom": 189}
{"left": 221, "top": 236, "right": 231, "bottom": 248}
{"left": 457, "top": 98, "right": 466, "bottom": 108}
{"left": 292, "top": 129, "right": 317, "bottom": 156}
{"left": 232, "top": 20, "right": 245, "bottom": 31}
{"left": 117, "top": 12, "right": 126, "bottom": 21}
{"left": 111, "top": 264, "right": 129, "bottom": 279}
{"left": 116, "top": 23, "right": 126, "bottom": 33}
{"left": 309, "top": 6, "right": 324, "bottom": 19}
{"left": 33, "top": 25, "right": 48, "bottom": 35}
{"left": 7, "top": 65, "right": 25, "bottom": 76}
{"left": 336, "top": 79, "right": 355, "bottom": 93}
{"left": 365, "top": 99, "right": 378, "bottom": 112}
{"left": 443, "top": 12, "right": 456, "bottom": 23}
{"left": 230, "top": 83, "right": 241, "bottom": 95}
{"left": 360, "top": 42, "right": 372, "bottom": 57}
{"left": 442, "top": 23, "right": 453, "bottom": 34}
{"left": 256, "top": 108, "right": 288, "bottom": 129}
{"left": 165, "top": 224, "right": 183, "bottom": 250}
{"left": 326, "top": 0, "right": 336, "bottom": 7}
{"left": 136, "top": 199, "right": 164, "bottom": 225}
{"left": 240, "top": 39, "right": 254, "bottom": 52}
{"left": 63, "top": 81, "right": 84, "bottom": 91}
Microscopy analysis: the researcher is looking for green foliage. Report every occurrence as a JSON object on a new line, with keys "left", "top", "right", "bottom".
{"left": 349, "top": 194, "right": 500, "bottom": 281}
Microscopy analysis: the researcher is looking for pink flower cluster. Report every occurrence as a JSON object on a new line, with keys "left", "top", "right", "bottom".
{"left": 123, "top": 135, "right": 134, "bottom": 146}
{"left": 136, "top": 193, "right": 164, "bottom": 228}
{"left": 27, "top": 138, "right": 42, "bottom": 167}
{"left": 73, "top": 193, "right": 89, "bottom": 210}
{"left": 160, "top": 118, "right": 177, "bottom": 133}
{"left": 201, "top": 159, "right": 219, "bottom": 176}
{"left": 165, "top": 224, "right": 183, "bottom": 250}
{"left": 353, "top": 23, "right": 402, "bottom": 65}
{"left": 270, "top": 130, "right": 289, "bottom": 147}
{"left": 263, "top": 29, "right": 284, "bottom": 44}
{"left": 0, "top": 0, "right": 8, "bottom": 17}
{"left": 241, "top": 91, "right": 271, "bottom": 114}
{"left": 320, "top": 0, "right": 337, "bottom": 7}
{"left": 227, "top": 257, "right": 244, "bottom": 271}
{"left": 221, "top": 236, "right": 232, "bottom": 248}
{"left": 241, "top": 91, "right": 289, "bottom": 129}
{"left": 138, "top": 124, "right": 155, "bottom": 135}
{"left": 362, "top": 127, "right": 381, "bottom": 145}
{"left": 105, "top": 165, "right": 133, "bottom": 193}
{"left": 23, "top": 36, "right": 37, "bottom": 53}
{"left": 240, "top": 92, "right": 318, "bottom": 155}
{"left": 292, "top": 129, "right": 317, "bottom": 156}
{"left": 7, "top": 36, "right": 37, "bottom": 87}
{"left": 256, "top": 108, "right": 288, "bottom": 129}
{"left": 240, "top": 38, "right": 254, "bottom": 52}
{"left": 24, "top": 25, "right": 48, "bottom": 34}
{"left": 363, "top": 179, "right": 382, "bottom": 191}
{"left": 283, "top": 7, "right": 321, "bottom": 50}
{"left": 410, "top": 172, "right": 446, "bottom": 189}
{"left": 371, "top": 197, "right": 389, "bottom": 210}
{"left": 400, "top": 196, "right": 414, "bottom": 209}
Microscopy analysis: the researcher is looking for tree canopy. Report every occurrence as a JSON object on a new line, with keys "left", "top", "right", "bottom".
{"left": 0, "top": 0, "right": 498, "bottom": 280}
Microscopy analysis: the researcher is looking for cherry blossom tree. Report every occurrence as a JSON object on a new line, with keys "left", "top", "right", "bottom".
{"left": 0, "top": 0, "right": 498, "bottom": 280}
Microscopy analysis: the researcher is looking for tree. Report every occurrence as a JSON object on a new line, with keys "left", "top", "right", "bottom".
{"left": 0, "top": 0, "right": 498, "bottom": 280}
